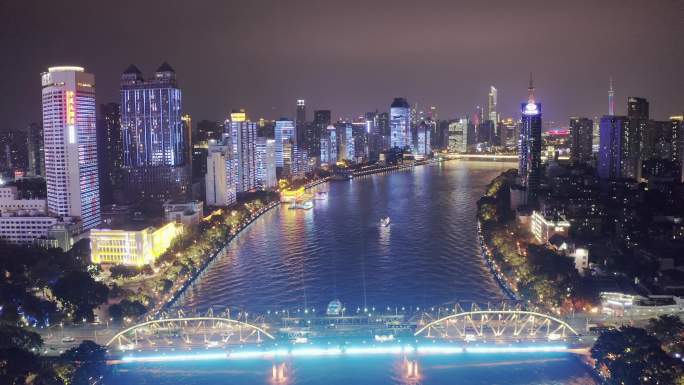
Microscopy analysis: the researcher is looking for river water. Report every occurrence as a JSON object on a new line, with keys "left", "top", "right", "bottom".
{"left": 112, "top": 161, "right": 596, "bottom": 384}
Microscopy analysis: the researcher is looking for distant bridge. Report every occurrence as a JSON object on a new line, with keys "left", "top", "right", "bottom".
{"left": 443, "top": 154, "right": 569, "bottom": 161}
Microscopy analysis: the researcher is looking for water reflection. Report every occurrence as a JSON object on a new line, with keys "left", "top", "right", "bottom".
{"left": 179, "top": 161, "right": 513, "bottom": 314}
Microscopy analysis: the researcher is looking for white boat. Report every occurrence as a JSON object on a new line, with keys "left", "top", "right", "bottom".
{"left": 314, "top": 191, "right": 328, "bottom": 200}
{"left": 289, "top": 201, "right": 314, "bottom": 210}
{"left": 326, "top": 299, "right": 343, "bottom": 316}
{"left": 380, "top": 216, "right": 391, "bottom": 227}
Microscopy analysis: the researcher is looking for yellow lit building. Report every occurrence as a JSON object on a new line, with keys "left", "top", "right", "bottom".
{"left": 90, "top": 222, "right": 183, "bottom": 266}
{"left": 280, "top": 186, "right": 305, "bottom": 203}
{"left": 530, "top": 210, "right": 570, "bottom": 244}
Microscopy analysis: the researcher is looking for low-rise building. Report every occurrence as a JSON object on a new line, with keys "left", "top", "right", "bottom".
{"left": 90, "top": 221, "right": 183, "bottom": 266}
{"left": 600, "top": 292, "right": 684, "bottom": 318}
{"left": 531, "top": 210, "right": 570, "bottom": 244}
{"left": 0, "top": 186, "right": 47, "bottom": 215}
{"left": 0, "top": 185, "right": 77, "bottom": 250}
{"left": 163, "top": 200, "right": 203, "bottom": 228}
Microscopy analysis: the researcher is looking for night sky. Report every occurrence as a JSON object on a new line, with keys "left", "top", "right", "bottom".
{"left": 1, "top": 0, "right": 682, "bottom": 131}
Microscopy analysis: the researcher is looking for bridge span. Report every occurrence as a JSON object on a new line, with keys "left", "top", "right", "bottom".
{"left": 107, "top": 303, "right": 594, "bottom": 363}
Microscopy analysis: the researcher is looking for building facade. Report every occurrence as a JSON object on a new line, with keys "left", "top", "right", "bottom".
{"left": 120, "top": 63, "right": 189, "bottom": 203}
{"left": 390, "top": 98, "right": 411, "bottom": 150}
{"left": 255, "top": 137, "right": 277, "bottom": 189}
{"left": 275, "top": 118, "right": 295, "bottom": 169}
{"left": 227, "top": 111, "right": 257, "bottom": 192}
{"left": 41, "top": 66, "right": 100, "bottom": 230}
{"left": 320, "top": 125, "right": 338, "bottom": 165}
{"left": 598, "top": 115, "right": 641, "bottom": 180}
{"left": 26, "top": 122, "right": 44, "bottom": 177}
{"left": 519, "top": 78, "right": 542, "bottom": 203}
{"left": 448, "top": 118, "right": 468, "bottom": 153}
{"left": 205, "top": 142, "right": 236, "bottom": 206}
{"left": 90, "top": 221, "right": 183, "bottom": 266}
{"left": 569, "top": 117, "right": 593, "bottom": 166}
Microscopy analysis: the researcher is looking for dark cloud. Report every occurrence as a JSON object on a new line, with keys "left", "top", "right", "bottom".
{"left": 1, "top": 0, "right": 682, "bottom": 130}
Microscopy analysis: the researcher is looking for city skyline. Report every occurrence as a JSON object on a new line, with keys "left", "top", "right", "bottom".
{"left": 1, "top": 0, "right": 683, "bottom": 131}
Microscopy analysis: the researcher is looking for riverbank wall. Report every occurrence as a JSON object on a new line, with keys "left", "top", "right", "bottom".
{"left": 477, "top": 220, "right": 519, "bottom": 301}
{"left": 158, "top": 201, "right": 281, "bottom": 314}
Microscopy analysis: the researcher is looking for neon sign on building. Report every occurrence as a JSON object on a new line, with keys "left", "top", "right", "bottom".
{"left": 66, "top": 90, "right": 76, "bottom": 143}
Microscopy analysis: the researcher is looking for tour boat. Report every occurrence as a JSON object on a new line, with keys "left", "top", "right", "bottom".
{"left": 326, "top": 299, "right": 343, "bottom": 316}
{"left": 314, "top": 191, "right": 328, "bottom": 200}
{"left": 289, "top": 200, "right": 314, "bottom": 210}
{"left": 380, "top": 216, "right": 391, "bottom": 227}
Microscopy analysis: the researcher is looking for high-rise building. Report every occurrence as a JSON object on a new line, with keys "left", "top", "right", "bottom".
{"left": 26, "top": 122, "right": 44, "bottom": 177}
{"left": 569, "top": 117, "right": 593, "bottom": 166}
{"left": 97, "top": 103, "right": 122, "bottom": 204}
{"left": 640, "top": 118, "right": 682, "bottom": 180}
{"left": 415, "top": 121, "right": 431, "bottom": 158}
{"left": 598, "top": 115, "right": 630, "bottom": 180}
{"left": 275, "top": 118, "right": 295, "bottom": 168}
{"left": 377, "top": 112, "right": 390, "bottom": 150}
{"left": 336, "top": 122, "right": 355, "bottom": 161}
{"left": 365, "top": 111, "right": 382, "bottom": 161}
{"left": 120, "top": 63, "right": 189, "bottom": 203}
{"left": 627, "top": 97, "right": 649, "bottom": 120}
{"left": 608, "top": 77, "right": 615, "bottom": 115}
{"left": 205, "top": 142, "right": 236, "bottom": 206}
{"left": 41, "top": 66, "right": 100, "bottom": 230}
{"left": 672, "top": 115, "right": 684, "bottom": 182}
{"left": 255, "top": 137, "right": 277, "bottom": 189}
{"left": 448, "top": 118, "right": 468, "bottom": 153}
{"left": 626, "top": 97, "right": 649, "bottom": 180}
{"left": 226, "top": 110, "right": 257, "bottom": 192}
{"left": 390, "top": 98, "right": 411, "bottom": 150}
{"left": 352, "top": 123, "right": 368, "bottom": 161}
{"left": 519, "top": 75, "right": 542, "bottom": 203}
{"left": 296, "top": 99, "right": 306, "bottom": 147}
{"left": 182, "top": 114, "right": 192, "bottom": 170}
{"left": 320, "top": 125, "right": 338, "bottom": 165}
{"left": 488, "top": 86, "right": 498, "bottom": 138}
{"left": 499, "top": 118, "right": 518, "bottom": 150}
{"left": 308, "top": 110, "right": 331, "bottom": 158}
{"left": 0, "top": 129, "right": 28, "bottom": 176}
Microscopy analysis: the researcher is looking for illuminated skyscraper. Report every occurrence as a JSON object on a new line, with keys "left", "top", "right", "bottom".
{"left": 97, "top": 103, "right": 122, "bottom": 204}
{"left": 120, "top": 63, "right": 189, "bottom": 202}
{"left": 519, "top": 74, "right": 542, "bottom": 203}
{"left": 205, "top": 142, "right": 236, "bottom": 206}
{"left": 448, "top": 118, "right": 469, "bottom": 153}
{"left": 569, "top": 117, "right": 593, "bottom": 166}
{"left": 296, "top": 99, "right": 306, "bottom": 146}
{"left": 26, "top": 122, "right": 44, "bottom": 177}
{"left": 255, "top": 137, "right": 277, "bottom": 189}
{"left": 488, "top": 86, "right": 498, "bottom": 138}
{"left": 336, "top": 122, "right": 355, "bottom": 161}
{"left": 608, "top": 77, "right": 615, "bottom": 115}
{"left": 415, "top": 121, "right": 431, "bottom": 158}
{"left": 390, "top": 97, "right": 411, "bottom": 150}
{"left": 275, "top": 118, "right": 295, "bottom": 168}
{"left": 307, "top": 110, "right": 330, "bottom": 158}
{"left": 320, "top": 125, "right": 338, "bottom": 165}
{"left": 226, "top": 110, "right": 257, "bottom": 192}
{"left": 598, "top": 115, "right": 628, "bottom": 179}
{"left": 41, "top": 66, "right": 100, "bottom": 230}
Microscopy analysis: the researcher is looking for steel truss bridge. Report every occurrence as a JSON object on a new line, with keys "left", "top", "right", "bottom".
{"left": 415, "top": 309, "right": 579, "bottom": 343}
{"left": 106, "top": 309, "right": 274, "bottom": 350}
{"left": 107, "top": 303, "right": 583, "bottom": 351}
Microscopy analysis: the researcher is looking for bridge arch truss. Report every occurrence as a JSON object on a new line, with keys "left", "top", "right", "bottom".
{"left": 414, "top": 310, "right": 579, "bottom": 342}
{"left": 106, "top": 316, "right": 275, "bottom": 350}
